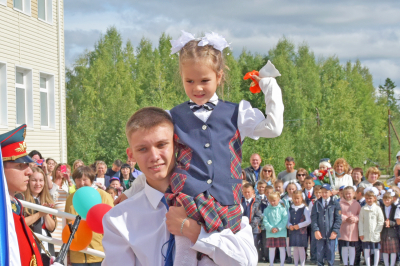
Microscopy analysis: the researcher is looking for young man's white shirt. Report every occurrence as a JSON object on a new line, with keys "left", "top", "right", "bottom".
{"left": 104, "top": 178, "right": 257, "bottom": 266}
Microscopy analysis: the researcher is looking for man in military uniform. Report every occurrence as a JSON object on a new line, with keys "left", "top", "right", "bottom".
{"left": 1, "top": 124, "right": 43, "bottom": 266}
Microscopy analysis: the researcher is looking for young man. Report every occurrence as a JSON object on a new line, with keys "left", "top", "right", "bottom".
{"left": 102, "top": 107, "right": 257, "bottom": 266}
{"left": 277, "top": 157, "right": 297, "bottom": 182}
{"left": 0, "top": 125, "right": 43, "bottom": 266}
{"left": 311, "top": 184, "right": 342, "bottom": 266}
{"left": 106, "top": 159, "right": 122, "bottom": 177}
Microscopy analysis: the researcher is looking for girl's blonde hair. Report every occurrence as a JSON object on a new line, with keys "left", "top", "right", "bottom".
{"left": 333, "top": 158, "right": 349, "bottom": 173}
{"left": 24, "top": 167, "right": 54, "bottom": 216}
{"left": 364, "top": 191, "right": 377, "bottom": 203}
{"left": 268, "top": 191, "right": 281, "bottom": 201}
{"left": 260, "top": 164, "right": 277, "bottom": 184}
{"left": 179, "top": 40, "right": 227, "bottom": 94}
{"left": 292, "top": 190, "right": 306, "bottom": 204}
{"left": 365, "top": 167, "right": 381, "bottom": 180}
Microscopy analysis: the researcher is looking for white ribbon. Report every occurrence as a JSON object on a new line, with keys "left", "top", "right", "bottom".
{"left": 198, "top": 32, "right": 230, "bottom": 52}
{"left": 283, "top": 180, "right": 302, "bottom": 191}
{"left": 170, "top": 31, "right": 229, "bottom": 54}
{"left": 170, "top": 30, "right": 195, "bottom": 54}
{"left": 364, "top": 186, "right": 379, "bottom": 197}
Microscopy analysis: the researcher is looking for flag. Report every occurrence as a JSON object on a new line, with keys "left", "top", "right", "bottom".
{"left": 0, "top": 150, "right": 21, "bottom": 266}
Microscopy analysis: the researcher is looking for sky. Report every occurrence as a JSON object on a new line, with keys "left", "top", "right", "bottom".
{"left": 64, "top": 0, "right": 400, "bottom": 91}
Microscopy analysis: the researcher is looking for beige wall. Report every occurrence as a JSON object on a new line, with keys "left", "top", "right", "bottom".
{"left": 0, "top": 0, "right": 66, "bottom": 163}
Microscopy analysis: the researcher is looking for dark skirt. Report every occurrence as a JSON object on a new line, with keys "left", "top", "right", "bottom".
{"left": 381, "top": 237, "right": 400, "bottom": 254}
{"left": 289, "top": 232, "right": 308, "bottom": 247}
{"left": 362, "top": 241, "right": 381, "bottom": 249}
{"left": 266, "top": 237, "right": 286, "bottom": 248}
{"left": 339, "top": 240, "right": 357, "bottom": 247}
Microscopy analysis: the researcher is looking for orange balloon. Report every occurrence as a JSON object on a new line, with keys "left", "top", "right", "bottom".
{"left": 62, "top": 220, "right": 93, "bottom": 251}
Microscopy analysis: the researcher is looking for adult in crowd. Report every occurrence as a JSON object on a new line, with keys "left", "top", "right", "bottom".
{"left": 65, "top": 166, "right": 114, "bottom": 266}
{"left": 359, "top": 167, "right": 381, "bottom": 188}
{"left": 244, "top": 153, "right": 262, "bottom": 186}
{"left": 28, "top": 150, "right": 49, "bottom": 177}
{"left": 45, "top": 158, "right": 57, "bottom": 180}
{"left": 94, "top": 161, "right": 111, "bottom": 189}
{"left": 386, "top": 163, "right": 400, "bottom": 187}
{"left": 119, "top": 163, "right": 142, "bottom": 191}
{"left": 17, "top": 167, "right": 57, "bottom": 265}
{"left": 48, "top": 163, "right": 74, "bottom": 253}
{"left": 277, "top": 156, "right": 297, "bottom": 182}
{"left": 106, "top": 159, "right": 122, "bottom": 177}
{"left": 126, "top": 158, "right": 140, "bottom": 174}
{"left": 259, "top": 164, "right": 276, "bottom": 186}
{"left": 296, "top": 168, "right": 308, "bottom": 188}
{"left": 352, "top": 167, "right": 364, "bottom": 188}
{"left": 331, "top": 158, "right": 353, "bottom": 191}
{"left": 72, "top": 159, "right": 84, "bottom": 171}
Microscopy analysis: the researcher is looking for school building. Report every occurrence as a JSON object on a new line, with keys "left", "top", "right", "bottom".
{"left": 0, "top": 0, "right": 67, "bottom": 163}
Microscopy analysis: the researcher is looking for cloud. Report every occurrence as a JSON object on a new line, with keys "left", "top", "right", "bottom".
{"left": 63, "top": 0, "right": 400, "bottom": 88}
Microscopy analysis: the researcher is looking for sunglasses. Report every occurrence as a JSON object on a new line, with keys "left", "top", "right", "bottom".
{"left": 263, "top": 170, "right": 272, "bottom": 173}
{"left": 297, "top": 174, "right": 306, "bottom": 177}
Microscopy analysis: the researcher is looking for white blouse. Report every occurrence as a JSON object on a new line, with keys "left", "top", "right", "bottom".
{"left": 333, "top": 174, "right": 353, "bottom": 191}
{"left": 287, "top": 204, "right": 311, "bottom": 228}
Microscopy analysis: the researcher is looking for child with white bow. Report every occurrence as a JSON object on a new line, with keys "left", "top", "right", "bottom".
{"left": 119, "top": 30, "right": 284, "bottom": 265}
{"left": 165, "top": 31, "right": 284, "bottom": 265}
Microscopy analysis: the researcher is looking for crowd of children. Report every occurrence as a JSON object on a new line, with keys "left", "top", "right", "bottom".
{"left": 242, "top": 167, "right": 400, "bottom": 266}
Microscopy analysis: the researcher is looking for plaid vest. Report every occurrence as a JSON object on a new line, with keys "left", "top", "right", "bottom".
{"left": 170, "top": 101, "right": 243, "bottom": 206}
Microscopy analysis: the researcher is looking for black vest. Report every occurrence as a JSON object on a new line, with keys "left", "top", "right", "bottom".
{"left": 170, "top": 101, "right": 243, "bottom": 206}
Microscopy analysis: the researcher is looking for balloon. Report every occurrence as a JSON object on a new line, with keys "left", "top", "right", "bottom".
{"left": 72, "top": 186, "right": 101, "bottom": 219}
{"left": 62, "top": 220, "right": 92, "bottom": 251}
{"left": 86, "top": 203, "right": 113, "bottom": 234}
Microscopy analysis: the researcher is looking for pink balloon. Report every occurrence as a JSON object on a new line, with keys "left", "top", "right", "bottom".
{"left": 86, "top": 203, "right": 112, "bottom": 234}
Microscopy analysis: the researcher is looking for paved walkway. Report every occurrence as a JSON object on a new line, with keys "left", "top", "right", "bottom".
{"left": 258, "top": 253, "right": 341, "bottom": 266}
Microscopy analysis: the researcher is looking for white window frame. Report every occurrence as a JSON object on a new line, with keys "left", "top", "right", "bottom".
{"left": 0, "top": 0, "right": 7, "bottom": 7}
{"left": 13, "top": 0, "right": 31, "bottom": 16}
{"left": 0, "top": 61, "right": 7, "bottom": 128}
{"left": 15, "top": 66, "right": 33, "bottom": 129}
{"left": 39, "top": 72, "right": 55, "bottom": 130}
{"left": 37, "top": 0, "right": 52, "bottom": 24}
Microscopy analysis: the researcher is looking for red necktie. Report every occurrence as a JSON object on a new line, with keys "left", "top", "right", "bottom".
{"left": 308, "top": 192, "right": 311, "bottom": 199}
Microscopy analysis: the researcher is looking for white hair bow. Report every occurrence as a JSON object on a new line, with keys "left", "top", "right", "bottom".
{"left": 386, "top": 189, "right": 396, "bottom": 197}
{"left": 283, "top": 180, "right": 302, "bottom": 191}
{"left": 170, "top": 31, "right": 229, "bottom": 55}
{"left": 198, "top": 32, "right": 230, "bottom": 52}
{"left": 170, "top": 30, "right": 196, "bottom": 55}
{"left": 364, "top": 186, "right": 379, "bottom": 197}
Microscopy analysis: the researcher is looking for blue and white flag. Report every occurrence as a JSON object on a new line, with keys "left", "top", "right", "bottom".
{"left": 0, "top": 151, "right": 21, "bottom": 266}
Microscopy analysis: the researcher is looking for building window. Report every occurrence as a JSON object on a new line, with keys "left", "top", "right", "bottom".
{"left": 39, "top": 73, "right": 55, "bottom": 129}
{"left": 15, "top": 67, "right": 33, "bottom": 128}
{"left": 13, "top": 0, "right": 31, "bottom": 15}
{"left": 40, "top": 77, "right": 48, "bottom": 126}
{"left": 38, "top": 0, "right": 52, "bottom": 23}
{"left": 15, "top": 72, "right": 26, "bottom": 125}
{"left": 0, "top": 62, "right": 7, "bottom": 127}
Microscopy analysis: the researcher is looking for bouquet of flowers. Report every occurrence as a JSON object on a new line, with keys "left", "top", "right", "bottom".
{"left": 311, "top": 169, "right": 330, "bottom": 184}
